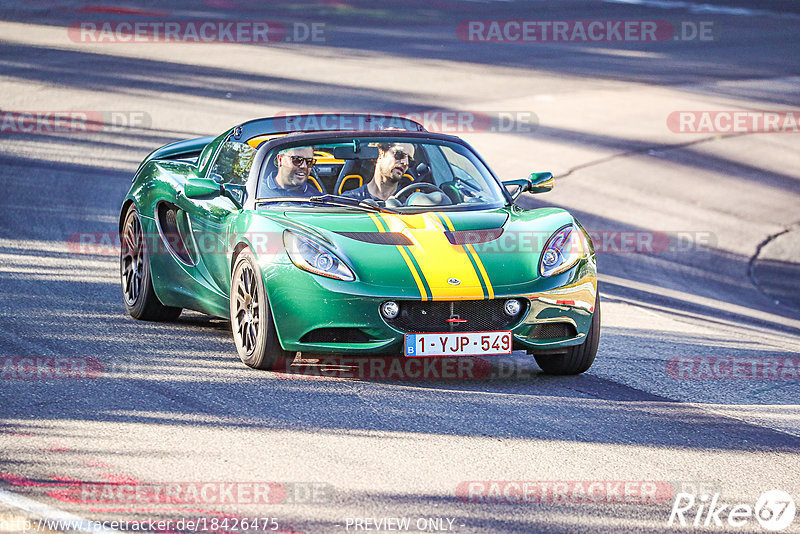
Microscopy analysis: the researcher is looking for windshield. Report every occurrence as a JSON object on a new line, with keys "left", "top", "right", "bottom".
{"left": 255, "top": 136, "right": 508, "bottom": 212}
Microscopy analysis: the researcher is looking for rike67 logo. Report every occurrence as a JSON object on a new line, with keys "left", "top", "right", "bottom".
{"left": 669, "top": 490, "right": 796, "bottom": 531}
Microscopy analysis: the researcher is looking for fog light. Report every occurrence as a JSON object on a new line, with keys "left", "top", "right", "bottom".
{"left": 381, "top": 301, "right": 399, "bottom": 319}
{"left": 504, "top": 299, "right": 521, "bottom": 316}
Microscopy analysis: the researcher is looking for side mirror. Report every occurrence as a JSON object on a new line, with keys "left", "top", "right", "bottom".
{"left": 185, "top": 177, "right": 222, "bottom": 199}
{"left": 222, "top": 183, "right": 245, "bottom": 209}
{"left": 502, "top": 171, "right": 554, "bottom": 201}
{"left": 528, "top": 171, "right": 554, "bottom": 193}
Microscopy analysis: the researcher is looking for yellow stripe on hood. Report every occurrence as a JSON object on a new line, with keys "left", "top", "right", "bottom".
{"left": 378, "top": 213, "right": 486, "bottom": 300}
{"left": 368, "top": 213, "right": 428, "bottom": 300}
{"left": 440, "top": 214, "right": 495, "bottom": 299}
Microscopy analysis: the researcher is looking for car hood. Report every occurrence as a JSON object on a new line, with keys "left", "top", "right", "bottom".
{"left": 260, "top": 207, "right": 576, "bottom": 298}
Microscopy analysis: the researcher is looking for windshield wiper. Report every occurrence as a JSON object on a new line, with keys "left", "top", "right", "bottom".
{"left": 310, "top": 194, "right": 399, "bottom": 213}
{"left": 257, "top": 195, "right": 397, "bottom": 213}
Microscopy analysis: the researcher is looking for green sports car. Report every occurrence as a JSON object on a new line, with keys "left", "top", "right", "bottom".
{"left": 119, "top": 114, "right": 599, "bottom": 374}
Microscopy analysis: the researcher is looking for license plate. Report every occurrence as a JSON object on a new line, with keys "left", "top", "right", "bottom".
{"left": 404, "top": 331, "right": 512, "bottom": 357}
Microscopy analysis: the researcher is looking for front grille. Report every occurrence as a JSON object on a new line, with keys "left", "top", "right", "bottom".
{"left": 529, "top": 322, "right": 577, "bottom": 340}
{"left": 386, "top": 299, "right": 526, "bottom": 333}
{"left": 300, "top": 328, "right": 371, "bottom": 344}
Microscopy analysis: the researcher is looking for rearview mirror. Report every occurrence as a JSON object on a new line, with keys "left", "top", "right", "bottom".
{"left": 185, "top": 177, "right": 222, "bottom": 199}
{"left": 502, "top": 171, "right": 554, "bottom": 201}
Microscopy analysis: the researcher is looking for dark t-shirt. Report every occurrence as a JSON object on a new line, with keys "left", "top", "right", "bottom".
{"left": 342, "top": 176, "right": 413, "bottom": 201}
{"left": 341, "top": 183, "right": 374, "bottom": 201}
{"left": 262, "top": 172, "right": 317, "bottom": 198}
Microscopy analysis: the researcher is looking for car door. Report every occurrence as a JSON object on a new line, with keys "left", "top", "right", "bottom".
{"left": 151, "top": 137, "right": 251, "bottom": 317}
{"left": 185, "top": 137, "right": 255, "bottom": 298}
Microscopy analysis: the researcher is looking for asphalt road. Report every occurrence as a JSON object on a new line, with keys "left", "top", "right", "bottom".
{"left": 1, "top": 1, "right": 799, "bottom": 533}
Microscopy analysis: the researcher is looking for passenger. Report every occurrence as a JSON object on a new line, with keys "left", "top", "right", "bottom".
{"left": 343, "top": 143, "right": 414, "bottom": 201}
{"left": 263, "top": 146, "right": 317, "bottom": 198}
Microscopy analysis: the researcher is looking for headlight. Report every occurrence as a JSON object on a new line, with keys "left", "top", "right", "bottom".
{"left": 539, "top": 224, "right": 583, "bottom": 277}
{"left": 283, "top": 230, "right": 355, "bottom": 281}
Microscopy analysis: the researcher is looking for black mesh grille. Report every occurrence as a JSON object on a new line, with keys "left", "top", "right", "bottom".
{"left": 444, "top": 228, "right": 503, "bottom": 245}
{"left": 386, "top": 299, "right": 526, "bottom": 333}
{"left": 529, "top": 323, "right": 577, "bottom": 340}
{"left": 336, "top": 232, "right": 413, "bottom": 245}
{"left": 300, "top": 328, "right": 371, "bottom": 343}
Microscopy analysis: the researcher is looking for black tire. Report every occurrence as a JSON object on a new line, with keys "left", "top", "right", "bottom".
{"left": 230, "top": 247, "right": 292, "bottom": 370}
{"left": 120, "top": 205, "right": 182, "bottom": 321}
{"left": 535, "top": 296, "right": 600, "bottom": 375}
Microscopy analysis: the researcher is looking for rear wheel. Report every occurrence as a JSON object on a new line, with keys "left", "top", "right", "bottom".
{"left": 120, "top": 205, "right": 182, "bottom": 321}
{"left": 230, "top": 248, "right": 292, "bottom": 370}
{"left": 535, "top": 296, "right": 600, "bottom": 375}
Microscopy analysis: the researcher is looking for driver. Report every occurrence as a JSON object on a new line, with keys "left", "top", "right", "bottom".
{"left": 263, "top": 146, "right": 317, "bottom": 198}
{"left": 342, "top": 143, "right": 414, "bottom": 201}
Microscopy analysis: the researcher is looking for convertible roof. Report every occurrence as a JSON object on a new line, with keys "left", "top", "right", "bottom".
{"left": 232, "top": 114, "right": 427, "bottom": 143}
{"left": 137, "top": 114, "right": 428, "bottom": 177}
{"left": 253, "top": 129, "right": 466, "bottom": 148}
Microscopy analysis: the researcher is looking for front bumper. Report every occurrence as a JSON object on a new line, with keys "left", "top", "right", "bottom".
{"left": 264, "top": 256, "right": 597, "bottom": 355}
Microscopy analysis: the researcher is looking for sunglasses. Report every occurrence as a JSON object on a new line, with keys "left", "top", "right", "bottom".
{"left": 391, "top": 150, "right": 411, "bottom": 161}
{"left": 285, "top": 155, "right": 316, "bottom": 167}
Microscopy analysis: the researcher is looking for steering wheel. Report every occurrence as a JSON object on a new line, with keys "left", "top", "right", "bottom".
{"left": 393, "top": 182, "right": 445, "bottom": 202}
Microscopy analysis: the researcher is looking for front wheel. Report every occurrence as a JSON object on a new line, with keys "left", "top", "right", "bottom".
{"left": 535, "top": 296, "right": 600, "bottom": 375}
{"left": 120, "top": 205, "right": 182, "bottom": 321}
{"left": 230, "top": 248, "right": 292, "bottom": 370}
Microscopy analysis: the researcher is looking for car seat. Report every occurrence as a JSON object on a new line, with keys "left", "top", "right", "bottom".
{"left": 334, "top": 159, "right": 416, "bottom": 196}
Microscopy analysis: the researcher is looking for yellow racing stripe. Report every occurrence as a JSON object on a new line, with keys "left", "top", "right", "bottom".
{"left": 368, "top": 213, "right": 428, "bottom": 299}
{"left": 379, "top": 213, "right": 485, "bottom": 300}
{"left": 396, "top": 246, "right": 429, "bottom": 300}
{"left": 438, "top": 213, "right": 495, "bottom": 300}
{"left": 438, "top": 213, "right": 456, "bottom": 232}
{"left": 465, "top": 243, "right": 495, "bottom": 299}
{"left": 368, "top": 213, "right": 386, "bottom": 233}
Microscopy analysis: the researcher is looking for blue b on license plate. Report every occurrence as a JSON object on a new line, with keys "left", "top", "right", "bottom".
{"left": 404, "top": 331, "right": 512, "bottom": 357}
